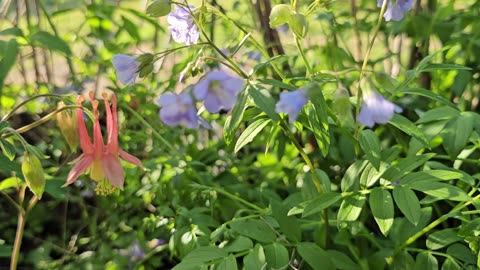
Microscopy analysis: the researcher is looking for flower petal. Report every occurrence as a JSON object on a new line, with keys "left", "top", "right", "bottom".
{"left": 119, "top": 149, "right": 145, "bottom": 170}
{"left": 64, "top": 154, "right": 93, "bottom": 187}
{"left": 102, "top": 153, "right": 125, "bottom": 188}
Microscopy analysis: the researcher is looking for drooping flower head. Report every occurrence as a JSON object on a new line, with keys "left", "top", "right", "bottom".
{"left": 193, "top": 70, "right": 244, "bottom": 113}
{"left": 65, "top": 92, "right": 144, "bottom": 195}
{"left": 156, "top": 92, "right": 199, "bottom": 128}
{"left": 275, "top": 89, "right": 308, "bottom": 124}
{"left": 167, "top": 5, "right": 200, "bottom": 45}
{"left": 377, "top": 0, "right": 414, "bottom": 21}
{"left": 112, "top": 54, "right": 139, "bottom": 85}
{"left": 357, "top": 90, "right": 402, "bottom": 128}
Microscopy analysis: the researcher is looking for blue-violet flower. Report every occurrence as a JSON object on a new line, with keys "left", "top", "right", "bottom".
{"left": 377, "top": 0, "right": 414, "bottom": 21}
{"left": 112, "top": 54, "right": 139, "bottom": 85}
{"left": 275, "top": 89, "right": 308, "bottom": 124}
{"left": 167, "top": 5, "right": 199, "bottom": 45}
{"left": 357, "top": 91, "right": 402, "bottom": 128}
{"left": 156, "top": 93, "right": 198, "bottom": 128}
{"left": 193, "top": 70, "right": 244, "bottom": 113}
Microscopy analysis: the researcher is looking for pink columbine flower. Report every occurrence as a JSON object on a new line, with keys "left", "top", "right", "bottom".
{"left": 65, "top": 92, "right": 144, "bottom": 195}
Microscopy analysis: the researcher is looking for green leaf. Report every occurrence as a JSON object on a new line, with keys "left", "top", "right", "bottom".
{"left": 0, "top": 27, "right": 24, "bottom": 37}
{"left": 223, "top": 236, "right": 253, "bottom": 253}
{"left": 0, "top": 138, "right": 16, "bottom": 161}
{"left": 441, "top": 112, "right": 475, "bottom": 158}
{"left": 441, "top": 258, "right": 462, "bottom": 270}
{"left": 30, "top": 31, "right": 71, "bottom": 55}
{"left": 409, "top": 181, "right": 470, "bottom": 201}
{"left": 172, "top": 247, "right": 228, "bottom": 270}
{"left": 421, "top": 63, "right": 472, "bottom": 72}
{"left": 254, "top": 79, "right": 296, "bottom": 91}
{"left": 400, "top": 170, "right": 464, "bottom": 185}
{"left": 381, "top": 154, "right": 435, "bottom": 181}
{"left": 389, "top": 114, "right": 429, "bottom": 147}
{"left": 244, "top": 244, "right": 267, "bottom": 270}
{"left": 341, "top": 160, "right": 367, "bottom": 192}
{"left": 326, "top": 250, "right": 357, "bottom": 270}
{"left": 370, "top": 188, "right": 394, "bottom": 236}
{"left": 337, "top": 194, "right": 366, "bottom": 223}
{"left": 0, "top": 39, "right": 18, "bottom": 88}
{"left": 264, "top": 243, "right": 289, "bottom": 269}
{"left": 302, "top": 192, "right": 342, "bottom": 218}
{"left": 359, "top": 130, "right": 381, "bottom": 170}
{"left": 224, "top": 89, "right": 248, "bottom": 145}
{"left": 297, "top": 242, "right": 334, "bottom": 270}
{"left": 230, "top": 219, "right": 276, "bottom": 243}
{"left": 248, "top": 86, "right": 279, "bottom": 121}
{"left": 398, "top": 88, "right": 456, "bottom": 108}
{"left": 414, "top": 253, "right": 438, "bottom": 270}
{"left": 0, "top": 153, "right": 21, "bottom": 175}
{"left": 234, "top": 118, "right": 271, "bottom": 153}
{"left": 427, "top": 229, "right": 463, "bottom": 250}
{"left": 271, "top": 200, "right": 301, "bottom": 243}
{"left": 307, "top": 90, "right": 330, "bottom": 156}
{"left": 417, "top": 106, "right": 460, "bottom": 124}
{"left": 446, "top": 244, "right": 477, "bottom": 265}
{"left": 0, "top": 177, "right": 20, "bottom": 191}
{"left": 215, "top": 254, "right": 238, "bottom": 270}
{"left": 393, "top": 186, "right": 421, "bottom": 226}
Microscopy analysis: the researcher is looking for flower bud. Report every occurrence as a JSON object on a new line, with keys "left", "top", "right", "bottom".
{"left": 289, "top": 13, "right": 308, "bottom": 38}
{"left": 56, "top": 101, "right": 79, "bottom": 151}
{"left": 136, "top": 53, "right": 154, "bottom": 64}
{"left": 22, "top": 151, "right": 45, "bottom": 199}
{"left": 333, "top": 88, "right": 354, "bottom": 128}
{"left": 146, "top": 0, "right": 171, "bottom": 17}
{"left": 138, "top": 63, "right": 154, "bottom": 78}
{"left": 269, "top": 4, "right": 291, "bottom": 29}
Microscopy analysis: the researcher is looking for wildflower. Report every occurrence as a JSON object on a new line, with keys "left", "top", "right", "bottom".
{"left": 193, "top": 70, "right": 244, "bottom": 113}
{"left": 167, "top": 5, "right": 200, "bottom": 45}
{"left": 65, "top": 92, "right": 144, "bottom": 195}
{"left": 357, "top": 91, "right": 402, "bottom": 128}
{"left": 275, "top": 89, "right": 308, "bottom": 123}
{"left": 112, "top": 54, "right": 139, "bottom": 85}
{"left": 156, "top": 92, "right": 199, "bottom": 128}
{"left": 377, "top": 0, "right": 414, "bottom": 21}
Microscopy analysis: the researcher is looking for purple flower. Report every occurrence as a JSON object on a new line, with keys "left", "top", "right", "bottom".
{"left": 275, "top": 89, "right": 308, "bottom": 124}
{"left": 167, "top": 5, "right": 200, "bottom": 45}
{"left": 247, "top": 51, "right": 261, "bottom": 62}
{"left": 193, "top": 70, "right": 244, "bottom": 113}
{"left": 377, "top": 0, "right": 414, "bottom": 21}
{"left": 112, "top": 54, "right": 139, "bottom": 85}
{"left": 156, "top": 93, "right": 199, "bottom": 128}
{"left": 358, "top": 91, "right": 402, "bottom": 128}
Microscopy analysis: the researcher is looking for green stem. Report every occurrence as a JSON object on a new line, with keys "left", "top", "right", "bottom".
{"left": 1, "top": 94, "right": 63, "bottom": 122}
{"left": 353, "top": 0, "right": 388, "bottom": 153}
{"left": 192, "top": 183, "right": 265, "bottom": 213}
{"left": 295, "top": 37, "right": 314, "bottom": 77}
{"left": 394, "top": 193, "right": 480, "bottom": 257}
{"left": 2, "top": 105, "right": 82, "bottom": 139}
{"left": 10, "top": 187, "right": 38, "bottom": 270}
{"left": 121, "top": 105, "right": 179, "bottom": 155}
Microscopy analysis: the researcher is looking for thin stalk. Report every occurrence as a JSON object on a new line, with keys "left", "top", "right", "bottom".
{"left": 192, "top": 183, "right": 265, "bottom": 213}
{"left": 394, "top": 193, "right": 480, "bottom": 257}
{"left": 295, "top": 37, "right": 314, "bottom": 77}
{"left": 1, "top": 94, "right": 63, "bottom": 122}
{"left": 353, "top": 0, "right": 388, "bottom": 154}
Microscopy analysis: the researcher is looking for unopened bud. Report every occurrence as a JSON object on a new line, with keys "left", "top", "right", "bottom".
{"left": 289, "top": 13, "right": 308, "bottom": 38}
{"left": 56, "top": 101, "right": 79, "bottom": 151}
{"left": 139, "top": 63, "right": 154, "bottom": 78}
{"left": 269, "top": 4, "right": 291, "bottom": 29}
{"left": 146, "top": 0, "right": 171, "bottom": 17}
{"left": 333, "top": 88, "right": 354, "bottom": 128}
{"left": 136, "top": 53, "right": 154, "bottom": 64}
{"left": 22, "top": 151, "right": 45, "bottom": 199}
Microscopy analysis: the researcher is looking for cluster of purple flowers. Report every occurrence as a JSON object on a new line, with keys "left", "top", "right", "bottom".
{"left": 156, "top": 70, "right": 244, "bottom": 128}
{"left": 112, "top": 3, "right": 407, "bottom": 129}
